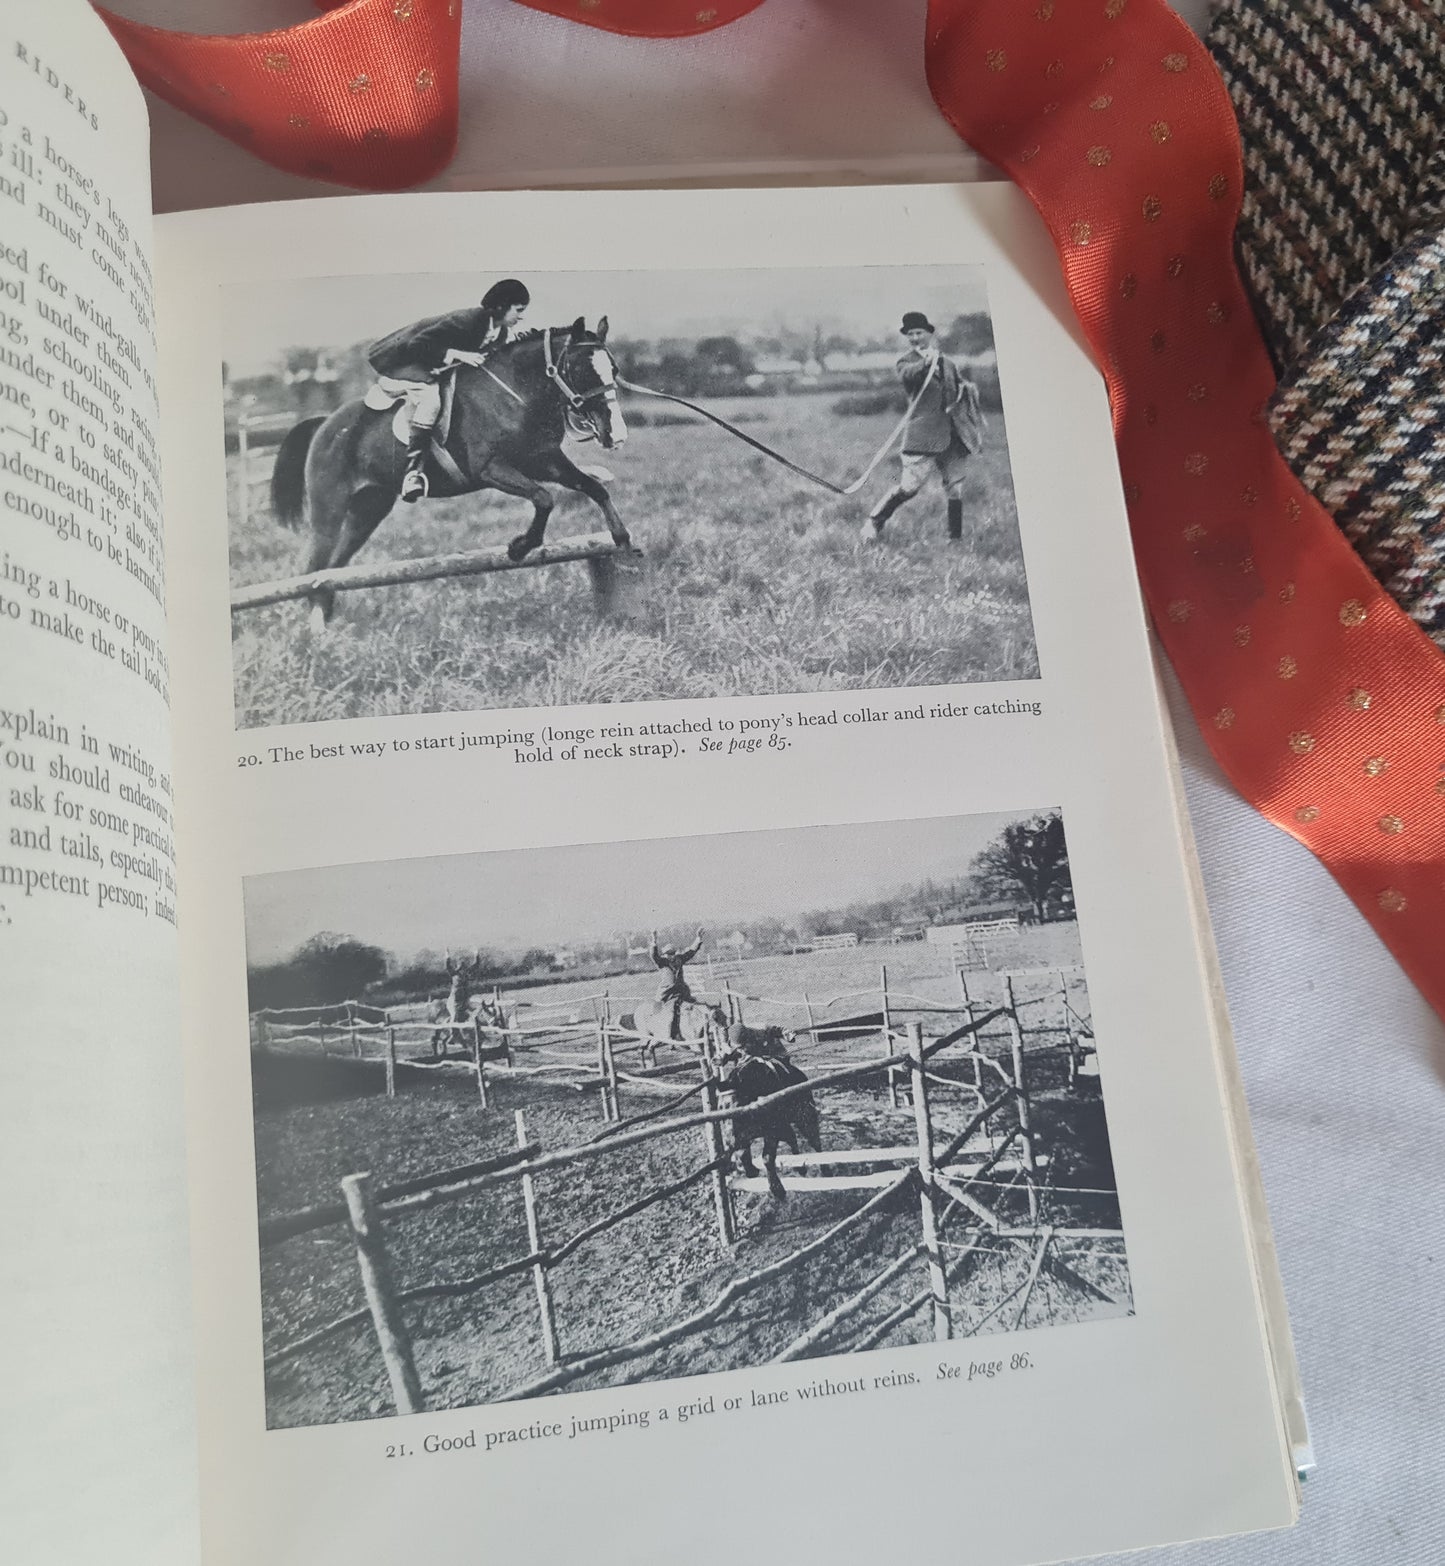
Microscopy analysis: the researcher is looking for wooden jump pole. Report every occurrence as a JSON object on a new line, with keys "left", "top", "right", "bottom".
{"left": 585, "top": 551, "right": 618, "bottom": 613}
{"left": 595, "top": 1013, "right": 613, "bottom": 1122}
{"left": 602, "top": 991, "right": 620, "bottom": 1121}
{"left": 1057, "top": 968, "right": 1079, "bottom": 1088}
{"left": 881, "top": 963, "right": 900, "bottom": 1109}
{"left": 802, "top": 991, "right": 815, "bottom": 1043}
{"left": 340, "top": 1173, "right": 424, "bottom": 1415}
{"left": 348, "top": 1002, "right": 361, "bottom": 1059}
{"left": 909, "top": 1022, "right": 951, "bottom": 1341}
{"left": 495, "top": 986, "right": 514, "bottom": 1066}
{"left": 515, "top": 1111, "right": 560, "bottom": 1365}
{"left": 701, "top": 1023, "right": 736, "bottom": 1246}
{"left": 1002, "top": 975, "right": 1040, "bottom": 1220}
{"left": 956, "top": 968, "right": 990, "bottom": 1144}
{"left": 385, "top": 1026, "right": 397, "bottom": 1099}
{"left": 472, "top": 1016, "right": 489, "bottom": 1108}
{"left": 230, "top": 532, "right": 636, "bottom": 613}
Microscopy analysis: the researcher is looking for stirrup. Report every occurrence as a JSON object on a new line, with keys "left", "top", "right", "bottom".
{"left": 401, "top": 442, "right": 430, "bottom": 503}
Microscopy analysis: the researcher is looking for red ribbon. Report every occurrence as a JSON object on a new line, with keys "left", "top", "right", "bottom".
{"left": 97, "top": 0, "right": 1445, "bottom": 1020}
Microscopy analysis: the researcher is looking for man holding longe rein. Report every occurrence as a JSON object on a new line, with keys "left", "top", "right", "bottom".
{"left": 864, "top": 310, "right": 985, "bottom": 543}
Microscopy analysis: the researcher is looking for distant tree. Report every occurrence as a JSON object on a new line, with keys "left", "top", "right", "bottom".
{"left": 657, "top": 351, "right": 698, "bottom": 396}
{"left": 940, "top": 312, "right": 996, "bottom": 357}
{"left": 695, "top": 335, "right": 755, "bottom": 378}
{"left": 260, "top": 931, "right": 389, "bottom": 1007}
{"left": 968, "top": 813, "right": 1072, "bottom": 923}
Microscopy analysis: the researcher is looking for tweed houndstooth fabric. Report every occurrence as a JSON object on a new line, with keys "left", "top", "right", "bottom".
{"left": 1209, "top": 0, "right": 1445, "bottom": 647}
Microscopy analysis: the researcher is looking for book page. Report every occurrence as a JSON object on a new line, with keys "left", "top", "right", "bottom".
{"left": 157, "top": 184, "right": 1298, "bottom": 1566}
{"left": 0, "top": 4, "right": 196, "bottom": 1565}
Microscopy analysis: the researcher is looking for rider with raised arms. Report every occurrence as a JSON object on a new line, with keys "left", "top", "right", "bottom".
{"left": 367, "top": 278, "right": 531, "bottom": 502}
{"left": 651, "top": 927, "right": 705, "bottom": 1039}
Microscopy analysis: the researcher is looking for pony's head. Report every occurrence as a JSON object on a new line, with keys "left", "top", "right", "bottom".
{"left": 555, "top": 316, "right": 627, "bottom": 451}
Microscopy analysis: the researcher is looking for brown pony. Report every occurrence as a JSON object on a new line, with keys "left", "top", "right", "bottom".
{"left": 717, "top": 1025, "right": 822, "bottom": 1199}
{"left": 270, "top": 320, "right": 630, "bottom": 627}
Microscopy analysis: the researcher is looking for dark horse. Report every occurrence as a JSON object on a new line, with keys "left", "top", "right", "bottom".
{"left": 717, "top": 1024, "right": 822, "bottom": 1199}
{"left": 270, "top": 319, "right": 631, "bottom": 626}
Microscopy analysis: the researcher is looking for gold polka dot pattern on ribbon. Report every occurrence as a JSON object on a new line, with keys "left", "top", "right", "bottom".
{"left": 938, "top": 0, "right": 1445, "bottom": 1022}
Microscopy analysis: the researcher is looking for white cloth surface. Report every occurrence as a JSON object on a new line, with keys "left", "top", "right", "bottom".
{"left": 118, "top": 1, "right": 1444, "bottom": 1561}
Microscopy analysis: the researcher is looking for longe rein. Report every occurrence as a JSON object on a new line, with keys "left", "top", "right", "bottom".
{"left": 453, "top": 330, "right": 940, "bottom": 499}
{"left": 611, "top": 358, "right": 939, "bottom": 498}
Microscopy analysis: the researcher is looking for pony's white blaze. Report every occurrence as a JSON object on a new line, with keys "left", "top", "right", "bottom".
{"left": 591, "top": 349, "right": 627, "bottom": 446}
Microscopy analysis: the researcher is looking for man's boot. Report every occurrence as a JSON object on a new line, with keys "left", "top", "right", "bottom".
{"left": 401, "top": 428, "right": 431, "bottom": 502}
{"left": 947, "top": 498, "right": 964, "bottom": 541}
{"left": 864, "top": 487, "right": 909, "bottom": 540}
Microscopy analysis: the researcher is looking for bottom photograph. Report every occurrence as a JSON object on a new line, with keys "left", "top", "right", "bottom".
{"left": 243, "top": 809, "right": 1130, "bottom": 1429}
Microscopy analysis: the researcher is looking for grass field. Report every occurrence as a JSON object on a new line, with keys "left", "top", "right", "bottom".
{"left": 254, "top": 928, "right": 1129, "bottom": 1427}
{"left": 228, "top": 393, "right": 1039, "bottom": 728}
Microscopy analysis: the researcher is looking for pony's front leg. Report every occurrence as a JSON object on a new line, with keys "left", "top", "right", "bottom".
{"left": 538, "top": 451, "right": 632, "bottom": 549}
{"left": 480, "top": 458, "right": 555, "bottom": 561}
{"left": 763, "top": 1137, "right": 787, "bottom": 1201}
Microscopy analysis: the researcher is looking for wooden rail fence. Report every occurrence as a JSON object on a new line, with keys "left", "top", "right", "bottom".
{"left": 258, "top": 1006, "right": 1120, "bottom": 1414}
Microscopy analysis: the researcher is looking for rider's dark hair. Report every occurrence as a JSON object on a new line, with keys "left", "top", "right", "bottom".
{"left": 482, "top": 278, "right": 530, "bottom": 312}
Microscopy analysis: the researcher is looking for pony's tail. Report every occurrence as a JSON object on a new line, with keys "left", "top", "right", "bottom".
{"left": 270, "top": 416, "right": 325, "bottom": 531}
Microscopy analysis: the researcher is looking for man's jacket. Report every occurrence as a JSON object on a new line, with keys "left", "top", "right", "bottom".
{"left": 898, "top": 351, "right": 985, "bottom": 456}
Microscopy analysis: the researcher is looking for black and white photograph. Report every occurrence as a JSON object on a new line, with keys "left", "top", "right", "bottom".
{"left": 225, "top": 265, "right": 1038, "bottom": 728}
{"left": 246, "top": 810, "right": 1128, "bottom": 1428}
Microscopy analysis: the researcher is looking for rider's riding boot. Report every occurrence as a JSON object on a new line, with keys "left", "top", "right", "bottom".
{"left": 947, "top": 498, "right": 964, "bottom": 541}
{"left": 401, "top": 429, "right": 431, "bottom": 502}
{"left": 864, "top": 487, "right": 908, "bottom": 539}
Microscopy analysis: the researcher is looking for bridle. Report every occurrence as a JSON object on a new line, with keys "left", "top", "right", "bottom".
{"left": 543, "top": 326, "right": 619, "bottom": 442}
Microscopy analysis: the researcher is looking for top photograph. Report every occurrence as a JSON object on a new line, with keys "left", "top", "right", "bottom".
{"left": 224, "top": 263, "right": 1039, "bottom": 728}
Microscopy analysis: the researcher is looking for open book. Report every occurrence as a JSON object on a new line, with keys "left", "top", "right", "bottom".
{"left": 3, "top": 6, "right": 1309, "bottom": 1564}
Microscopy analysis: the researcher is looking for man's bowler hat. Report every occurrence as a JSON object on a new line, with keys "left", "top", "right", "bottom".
{"left": 900, "top": 311, "right": 935, "bottom": 333}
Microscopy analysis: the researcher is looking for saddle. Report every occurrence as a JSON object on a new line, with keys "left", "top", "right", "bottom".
{"left": 363, "top": 371, "right": 464, "bottom": 485}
